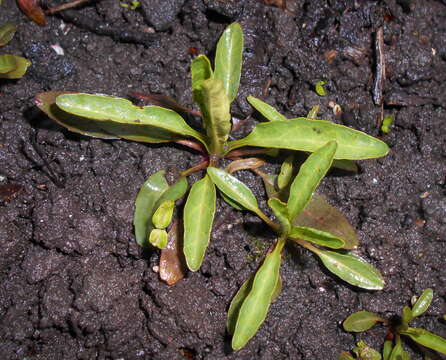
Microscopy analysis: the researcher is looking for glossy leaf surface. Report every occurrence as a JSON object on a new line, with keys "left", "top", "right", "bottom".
{"left": 411, "top": 288, "right": 433, "bottom": 318}
{"left": 289, "top": 226, "right": 345, "bottom": 249}
{"left": 0, "top": 54, "right": 30, "bottom": 78}
{"left": 288, "top": 141, "right": 336, "bottom": 220}
{"left": 194, "top": 78, "right": 231, "bottom": 154}
{"left": 227, "top": 118, "right": 389, "bottom": 160}
{"left": 0, "top": 24, "right": 16, "bottom": 46}
{"left": 343, "top": 311, "right": 382, "bottom": 332}
{"left": 159, "top": 221, "right": 187, "bottom": 285}
{"left": 56, "top": 94, "right": 208, "bottom": 148}
{"left": 183, "top": 175, "right": 216, "bottom": 271}
{"left": 36, "top": 91, "right": 186, "bottom": 142}
{"left": 134, "top": 171, "right": 169, "bottom": 246}
{"left": 293, "top": 194, "right": 358, "bottom": 249}
{"left": 207, "top": 167, "right": 259, "bottom": 213}
{"left": 401, "top": 328, "right": 446, "bottom": 354}
{"left": 214, "top": 22, "right": 243, "bottom": 103}
{"left": 247, "top": 96, "right": 287, "bottom": 122}
{"left": 232, "top": 242, "right": 282, "bottom": 350}
{"left": 315, "top": 251, "right": 385, "bottom": 290}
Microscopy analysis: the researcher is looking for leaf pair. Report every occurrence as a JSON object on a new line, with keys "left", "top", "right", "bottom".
{"left": 0, "top": 24, "right": 31, "bottom": 79}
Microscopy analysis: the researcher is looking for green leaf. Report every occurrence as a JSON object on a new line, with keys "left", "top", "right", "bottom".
{"left": 389, "top": 337, "right": 410, "bottom": 360}
{"left": 383, "top": 340, "right": 393, "bottom": 360}
{"left": 134, "top": 171, "right": 169, "bottom": 246}
{"left": 315, "top": 80, "right": 327, "bottom": 96}
{"left": 402, "top": 306, "right": 413, "bottom": 327}
{"left": 411, "top": 288, "right": 433, "bottom": 318}
{"left": 55, "top": 93, "right": 209, "bottom": 149}
{"left": 288, "top": 141, "right": 337, "bottom": 220}
{"left": 149, "top": 228, "right": 168, "bottom": 249}
{"left": 0, "top": 54, "right": 30, "bottom": 78}
{"left": 247, "top": 96, "right": 287, "bottom": 122}
{"left": 232, "top": 241, "right": 282, "bottom": 350}
{"left": 227, "top": 273, "right": 254, "bottom": 335}
{"left": 152, "top": 200, "right": 175, "bottom": 229}
{"left": 307, "top": 105, "right": 320, "bottom": 119}
{"left": 339, "top": 352, "right": 355, "bottom": 360}
{"left": 183, "top": 175, "right": 216, "bottom": 271}
{"left": 268, "top": 198, "right": 290, "bottom": 234}
{"left": 0, "top": 24, "right": 16, "bottom": 46}
{"left": 289, "top": 226, "right": 345, "bottom": 249}
{"left": 277, "top": 154, "right": 294, "bottom": 190}
{"left": 191, "top": 54, "right": 213, "bottom": 88}
{"left": 227, "top": 118, "right": 390, "bottom": 160}
{"left": 134, "top": 173, "right": 188, "bottom": 247}
{"left": 220, "top": 191, "right": 244, "bottom": 211}
{"left": 207, "top": 167, "right": 259, "bottom": 213}
{"left": 332, "top": 159, "right": 358, "bottom": 173}
{"left": 293, "top": 194, "right": 359, "bottom": 249}
{"left": 401, "top": 328, "right": 446, "bottom": 355}
{"left": 343, "top": 311, "right": 383, "bottom": 332}
{"left": 214, "top": 22, "right": 243, "bottom": 103}
{"left": 314, "top": 250, "right": 385, "bottom": 290}
{"left": 193, "top": 78, "right": 231, "bottom": 155}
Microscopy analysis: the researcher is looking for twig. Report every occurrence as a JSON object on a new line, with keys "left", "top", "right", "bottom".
{"left": 373, "top": 27, "right": 386, "bottom": 126}
{"left": 46, "top": 0, "right": 92, "bottom": 15}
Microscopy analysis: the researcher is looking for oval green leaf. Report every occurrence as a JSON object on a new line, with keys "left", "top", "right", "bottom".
{"left": 401, "top": 306, "right": 413, "bottom": 327}
{"left": 288, "top": 141, "right": 337, "bottom": 220}
{"left": 289, "top": 226, "right": 345, "bottom": 249}
{"left": 152, "top": 200, "right": 175, "bottom": 229}
{"left": 227, "top": 118, "right": 390, "bottom": 160}
{"left": 56, "top": 93, "right": 209, "bottom": 149}
{"left": 227, "top": 273, "right": 254, "bottom": 335}
{"left": 207, "top": 167, "right": 259, "bottom": 213}
{"left": 232, "top": 242, "right": 282, "bottom": 350}
{"left": 389, "top": 338, "right": 410, "bottom": 360}
{"left": 0, "top": 24, "right": 16, "bottom": 46}
{"left": 315, "top": 250, "right": 385, "bottom": 290}
{"left": 214, "top": 22, "right": 244, "bottom": 103}
{"left": 383, "top": 340, "right": 393, "bottom": 360}
{"left": 0, "top": 54, "right": 30, "bottom": 79}
{"left": 411, "top": 288, "right": 433, "bottom": 318}
{"left": 183, "top": 175, "right": 216, "bottom": 271}
{"left": 343, "top": 311, "right": 383, "bottom": 332}
{"left": 134, "top": 170, "right": 169, "bottom": 246}
{"left": 247, "top": 96, "right": 287, "bottom": 122}
{"left": 401, "top": 328, "right": 446, "bottom": 354}
{"left": 293, "top": 194, "right": 359, "bottom": 249}
{"left": 149, "top": 228, "right": 168, "bottom": 249}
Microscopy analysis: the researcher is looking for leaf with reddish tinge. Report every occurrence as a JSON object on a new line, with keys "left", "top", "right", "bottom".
{"left": 159, "top": 221, "right": 187, "bottom": 285}
{"left": 16, "top": 0, "right": 46, "bottom": 26}
{"left": 293, "top": 194, "right": 359, "bottom": 249}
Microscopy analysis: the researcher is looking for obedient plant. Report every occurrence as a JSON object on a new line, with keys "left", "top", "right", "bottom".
{"left": 35, "top": 23, "right": 390, "bottom": 350}
{"left": 341, "top": 289, "right": 446, "bottom": 359}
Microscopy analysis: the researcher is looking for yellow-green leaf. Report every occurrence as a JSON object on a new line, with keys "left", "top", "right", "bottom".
{"left": 0, "top": 24, "right": 16, "bottom": 46}
{"left": 289, "top": 226, "right": 345, "bottom": 249}
{"left": 247, "top": 96, "right": 287, "bottom": 122}
{"left": 149, "top": 228, "right": 168, "bottom": 249}
{"left": 411, "top": 288, "right": 433, "bottom": 318}
{"left": 0, "top": 54, "right": 30, "bottom": 79}
{"left": 227, "top": 118, "right": 390, "bottom": 160}
{"left": 183, "top": 175, "right": 216, "bottom": 271}
{"left": 343, "top": 311, "right": 383, "bottom": 332}
{"left": 191, "top": 54, "right": 213, "bottom": 91}
{"left": 401, "top": 328, "right": 446, "bottom": 354}
{"left": 152, "top": 200, "right": 175, "bottom": 229}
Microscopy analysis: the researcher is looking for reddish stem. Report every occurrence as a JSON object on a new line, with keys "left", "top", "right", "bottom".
{"left": 174, "top": 139, "right": 205, "bottom": 153}
{"left": 180, "top": 160, "right": 209, "bottom": 177}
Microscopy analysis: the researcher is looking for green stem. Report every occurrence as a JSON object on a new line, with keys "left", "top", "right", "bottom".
{"left": 255, "top": 209, "right": 280, "bottom": 233}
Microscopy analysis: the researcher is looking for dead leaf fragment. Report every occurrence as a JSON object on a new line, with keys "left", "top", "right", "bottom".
{"left": 16, "top": 0, "right": 46, "bottom": 26}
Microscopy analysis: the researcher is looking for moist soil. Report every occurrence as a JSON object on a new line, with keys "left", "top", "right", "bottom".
{"left": 1, "top": 0, "right": 445, "bottom": 359}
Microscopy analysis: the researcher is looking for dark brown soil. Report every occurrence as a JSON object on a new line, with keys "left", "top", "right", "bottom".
{"left": 1, "top": 0, "right": 445, "bottom": 359}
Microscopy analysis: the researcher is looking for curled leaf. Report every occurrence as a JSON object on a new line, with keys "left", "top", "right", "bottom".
{"left": 149, "top": 229, "right": 168, "bottom": 249}
{"left": 0, "top": 24, "right": 16, "bottom": 46}
{"left": 16, "top": 0, "right": 46, "bottom": 26}
{"left": 225, "top": 157, "right": 266, "bottom": 174}
{"left": 152, "top": 200, "right": 175, "bottom": 229}
{"left": 277, "top": 154, "right": 294, "bottom": 190}
{"left": 0, "top": 54, "right": 31, "bottom": 79}
{"left": 343, "top": 311, "right": 383, "bottom": 332}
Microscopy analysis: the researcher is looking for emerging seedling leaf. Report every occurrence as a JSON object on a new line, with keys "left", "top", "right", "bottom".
{"left": 411, "top": 288, "right": 433, "bottom": 318}
{"left": 0, "top": 24, "right": 16, "bottom": 46}
{"left": 0, "top": 54, "right": 31, "bottom": 79}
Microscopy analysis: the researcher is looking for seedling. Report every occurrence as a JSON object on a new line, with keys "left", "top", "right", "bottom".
{"left": 34, "top": 23, "right": 390, "bottom": 350}
{"left": 0, "top": 24, "right": 31, "bottom": 79}
{"left": 341, "top": 289, "right": 446, "bottom": 359}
